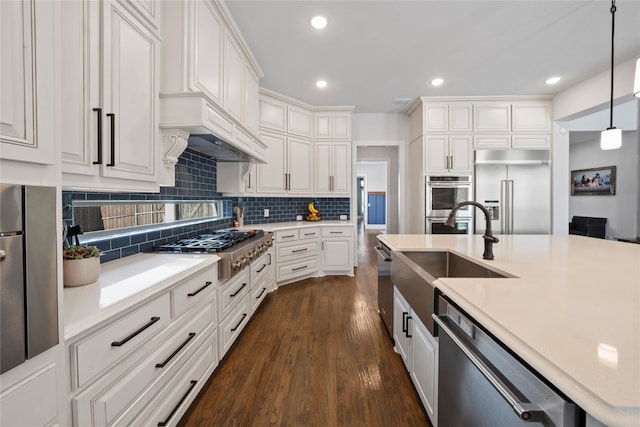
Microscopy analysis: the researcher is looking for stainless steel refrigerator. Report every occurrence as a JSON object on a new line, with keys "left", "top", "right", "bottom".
{"left": 474, "top": 150, "right": 551, "bottom": 235}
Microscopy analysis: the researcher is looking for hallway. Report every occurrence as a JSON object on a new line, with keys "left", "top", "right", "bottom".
{"left": 179, "top": 228, "right": 430, "bottom": 426}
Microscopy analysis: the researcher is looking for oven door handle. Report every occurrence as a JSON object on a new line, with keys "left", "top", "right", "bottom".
{"left": 374, "top": 246, "right": 392, "bottom": 261}
{"left": 432, "top": 314, "right": 545, "bottom": 422}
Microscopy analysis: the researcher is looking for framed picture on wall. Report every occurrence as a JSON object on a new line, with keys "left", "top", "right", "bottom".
{"left": 571, "top": 166, "right": 616, "bottom": 196}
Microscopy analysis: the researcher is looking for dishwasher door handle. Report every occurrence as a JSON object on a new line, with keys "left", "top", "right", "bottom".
{"left": 432, "top": 314, "right": 544, "bottom": 422}
{"left": 374, "top": 246, "right": 392, "bottom": 261}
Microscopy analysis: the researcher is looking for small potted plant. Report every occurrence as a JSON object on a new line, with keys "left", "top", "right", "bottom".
{"left": 63, "top": 245, "right": 101, "bottom": 287}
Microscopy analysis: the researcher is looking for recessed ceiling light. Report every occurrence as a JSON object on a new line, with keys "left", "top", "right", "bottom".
{"left": 316, "top": 80, "right": 328, "bottom": 89}
{"left": 546, "top": 76, "right": 561, "bottom": 85}
{"left": 310, "top": 16, "right": 327, "bottom": 29}
{"left": 431, "top": 78, "right": 444, "bottom": 87}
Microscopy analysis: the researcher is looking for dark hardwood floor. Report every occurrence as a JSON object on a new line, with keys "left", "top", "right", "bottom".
{"left": 179, "top": 224, "right": 431, "bottom": 427}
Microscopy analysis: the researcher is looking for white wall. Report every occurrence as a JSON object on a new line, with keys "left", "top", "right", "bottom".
{"left": 569, "top": 131, "right": 639, "bottom": 239}
{"left": 357, "top": 148, "right": 399, "bottom": 233}
{"left": 352, "top": 113, "right": 409, "bottom": 233}
{"left": 552, "top": 56, "right": 640, "bottom": 236}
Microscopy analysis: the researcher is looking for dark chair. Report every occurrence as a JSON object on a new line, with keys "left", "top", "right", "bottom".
{"left": 569, "top": 216, "right": 607, "bottom": 239}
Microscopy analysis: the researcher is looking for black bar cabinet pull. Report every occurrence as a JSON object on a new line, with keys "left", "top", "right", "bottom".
{"left": 230, "top": 283, "right": 247, "bottom": 297}
{"left": 256, "top": 264, "right": 267, "bottom": 273}
{"left": 402, "top": 312, "right": 408, "bottom": 333}
{"left": 292, "top": 265, "right": 307, "bottom": 271}
{"left": 256, "top": 287, "right": 267, "bottom": 299}
{"left": 157, "top": 380, "right": 197, "bottom": 426}
{"left": 155, "top": 333, "right": 196, "bottom": 368}
{"left": 187, "top": 281, "right": 212, "bottom": 297}
{"left": 292, "top": 248, "right": 308, "bottom": 253}
{"left": 106, "top": 113, "right": 115, "bottom": 166}
{"left": 111, "top": 316, "right": 160, "bottom": 347}
{"left": 405, "top": 315, "right": 412, "bottom": 338}
{"left": 231, "top": 314, "right": 247, "bottom": 331}
{"left": 93, "top": 108, "right": 103, "bottom": 164}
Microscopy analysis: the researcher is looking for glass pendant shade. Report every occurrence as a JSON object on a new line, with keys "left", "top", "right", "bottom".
{"left": 634, "top": 58, "right": 640, "bottom": 97}
{"left": 600, "top": 127, "right": 622, "bottom": 150}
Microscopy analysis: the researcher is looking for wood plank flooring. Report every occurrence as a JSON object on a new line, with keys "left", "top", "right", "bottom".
{"left": 178, "top": 227, "right": 431, "bottom": 427}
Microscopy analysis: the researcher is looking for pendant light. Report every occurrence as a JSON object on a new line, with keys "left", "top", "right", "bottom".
{"left": 601, "top": 0, "right": 621, "bottom": 150}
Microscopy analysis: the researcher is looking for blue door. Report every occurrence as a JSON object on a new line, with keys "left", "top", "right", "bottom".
{"left": 368, "top": 192, "right": 386, "bottom": 225}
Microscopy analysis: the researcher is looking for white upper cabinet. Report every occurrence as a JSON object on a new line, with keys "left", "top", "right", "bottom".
{"left": 511, "top": 102, "right": 552, "bottom": 132}
{"left": 314, "top": 111, "right": 351, "bottom": 139}
{"left": 449, "top": 103, "right": 473, "bottom": 132}
{"left": 259, "top": 96, "right": 287, "bottom": 132}
{"left": 257, "top": 131, "right": 312, "bottom": 194}
{"left": 288, "top": 106, "right": 313, "bottom": 138}
{"left": 315, "top": 141, "right": 351, "bottom": 196}
{"left": 60, "top": 0, "right": 160, "bottom": 191}
{"left": 473, "top": 100, "right": 551, "bottom": 149}
{"left": 224, "top": 33, "right": 244, "bottom": 123}
{"left": 192, "top": 0, "right": 223, "bottom": 104}
{"left": 424, "top": 135, "right": 472, "bottom": 175}
{"left": 473, "top": 102, "right": 511, "bottom": 132}
{"left": 159, "top": 0, "right": 264, "bottom": 162}
{"left": 0, "top": 0, "right": 56, "bottom": 166}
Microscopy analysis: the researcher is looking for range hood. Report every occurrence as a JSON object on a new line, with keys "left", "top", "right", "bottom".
{"left": 187, "top": 134, "right": 252, "bottom": 163}
{"left": 475, "top": 149, "right": 551, "bottom": 165}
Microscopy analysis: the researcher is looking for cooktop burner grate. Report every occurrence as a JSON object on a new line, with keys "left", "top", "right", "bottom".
{"left": 153, "top": 229, "right": 263, "bottom": 253}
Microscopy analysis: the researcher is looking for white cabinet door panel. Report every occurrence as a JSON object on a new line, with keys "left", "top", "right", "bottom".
{"left": 449, "top": 135, "right": 472, "bottom": 173}
{"left": 425, "top": 136, "right": 448, "bottom": 173}
{"left": 315, "top": 142, "right": 331, "bottom": 194}
{"left": 332, "top": 141, "right": 351, "bottom": 194}
{"left": 287, "top": 137, "right": 312, "bottom": 194}
{"left": 257, "top": 132, "right": 286, "bottom": 192}
{"left": 474, "top": 103, "right": 511, "bottom": 132}
{"left": 193, "top": 0, "right": 223, "bottom": 104}
{"left": 224, "top": 35, "right": 244, "bottom": 122}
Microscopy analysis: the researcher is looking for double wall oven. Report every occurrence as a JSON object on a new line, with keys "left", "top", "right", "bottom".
{"left": 425, "top": 175, "right": 473, "bottom": 235}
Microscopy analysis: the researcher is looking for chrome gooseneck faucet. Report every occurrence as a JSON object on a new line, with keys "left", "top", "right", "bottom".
{"left": 446, "top": 201, "right": 499, "bottom": 260}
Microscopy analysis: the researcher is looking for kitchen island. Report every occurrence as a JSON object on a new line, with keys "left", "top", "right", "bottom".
{"left": 377, "top": 233, "right": 639, "bottom": 427}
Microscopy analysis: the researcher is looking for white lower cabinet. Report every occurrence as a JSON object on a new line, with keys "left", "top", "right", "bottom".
{"left": 69, "top": 264, "right": 219, "bottom": 427}
{"left": 411, "top": 313, "right": 438, "bottom": 426}
{"left": 394, "top": 287, "right": 438, "bottom": 427}
{"left": 320, "top": 226, "right": 354, "bottom": 275}
{"left": 0, "top": 364, "right": 58, "bottom": 427}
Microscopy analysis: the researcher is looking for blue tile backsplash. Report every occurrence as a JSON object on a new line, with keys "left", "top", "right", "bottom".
{"left": 235, "top": 197, "right": 350, "bottom": 224}
{"left": 63, "top": 148, "right": 350, "bottom": 263}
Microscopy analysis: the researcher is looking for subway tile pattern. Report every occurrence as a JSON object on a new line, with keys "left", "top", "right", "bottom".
{"left": 62, "top": 148, "right": 350, "bottom": 262}
{"left": 234, "top": 197, "right": 350, "bottom": 224}
{"left": 63, "top": 149, "right": 234, "bottom": 262}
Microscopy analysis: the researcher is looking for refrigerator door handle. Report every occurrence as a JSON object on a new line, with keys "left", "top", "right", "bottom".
{"left": 508, "top": 180, "right": 515, "bottom": 234}
{"left": 500, "top": 180, "right": 507, "bottom": 233}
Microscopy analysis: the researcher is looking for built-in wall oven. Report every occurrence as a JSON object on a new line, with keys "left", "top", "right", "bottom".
{"left": 426, "top": 176, "right": 473, "bottom": 234}
{"left": 426, "top": 217, "right": 472, "bottom": 235}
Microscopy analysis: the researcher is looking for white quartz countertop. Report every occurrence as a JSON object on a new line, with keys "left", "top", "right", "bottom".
{"left": 246, "top": 220, "right": 354, "bottom": 232}
{"left": 64, "top": 253, "right": 219, "bottom": 341}
{"left": 377, "top": 234, "right": 640, "bottom": 427}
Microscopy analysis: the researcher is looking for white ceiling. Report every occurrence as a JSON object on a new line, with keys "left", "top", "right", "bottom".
{"left": 226, "top": 0, "right": 640, "bottom": 114}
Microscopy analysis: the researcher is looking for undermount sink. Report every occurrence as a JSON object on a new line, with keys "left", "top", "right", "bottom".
{"left": 401, "top": 251, "right": 511, "bottom": 280}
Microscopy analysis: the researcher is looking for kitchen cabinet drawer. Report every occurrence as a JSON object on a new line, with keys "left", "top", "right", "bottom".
{"left": 74, "top": 303, "right": 216, "bottom": 427}
{"left": 512, "top": 135, "right": 551, "bottom": 149}
{"left": 474, "top": 135, "right": 511, "bottom": 149}
{"left": 172, "top": 265, "right": 217, "bottom": 317}
{"left": 299, "top": 227, "right": 320, "bottom": 240}
{"left": 72, "top": 293, "right": 171, "bottom": 389}
{"left": 129, "top": 331, "right": 218, "bottom": 427}
{"left": 321, "top": 226, "right": 352, "bottom": 237}
{"left": 219, "top": 296, "right": 249, "bottom": 359}
{"left": 275, "top": 229, "right": 299, "bottom": 243}
{"left": 277, "top": 241, "right": 319, "bottom": 262}
{"left": 217, "top": 269, "right": 249, "bottom": 322}
{"left": 249, "top": 252, "right": 270, "bottom": 280}
{"left": 249, "top": 273, "right": 269, "bottom": 316}
{"left": 277, "top": 256, "right": 319, "bottom": 283}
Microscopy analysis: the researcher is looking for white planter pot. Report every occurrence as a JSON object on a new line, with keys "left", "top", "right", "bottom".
{"left": 63, "top": 257, "right": 101, "bottom": 287}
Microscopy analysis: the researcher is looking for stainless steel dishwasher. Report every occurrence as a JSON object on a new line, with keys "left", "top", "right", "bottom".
{"left": 375, "top": 242, "right": 393, "bottom": 340}
{"left": 433, "top": 296, "right": 583, "bottom": 427}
